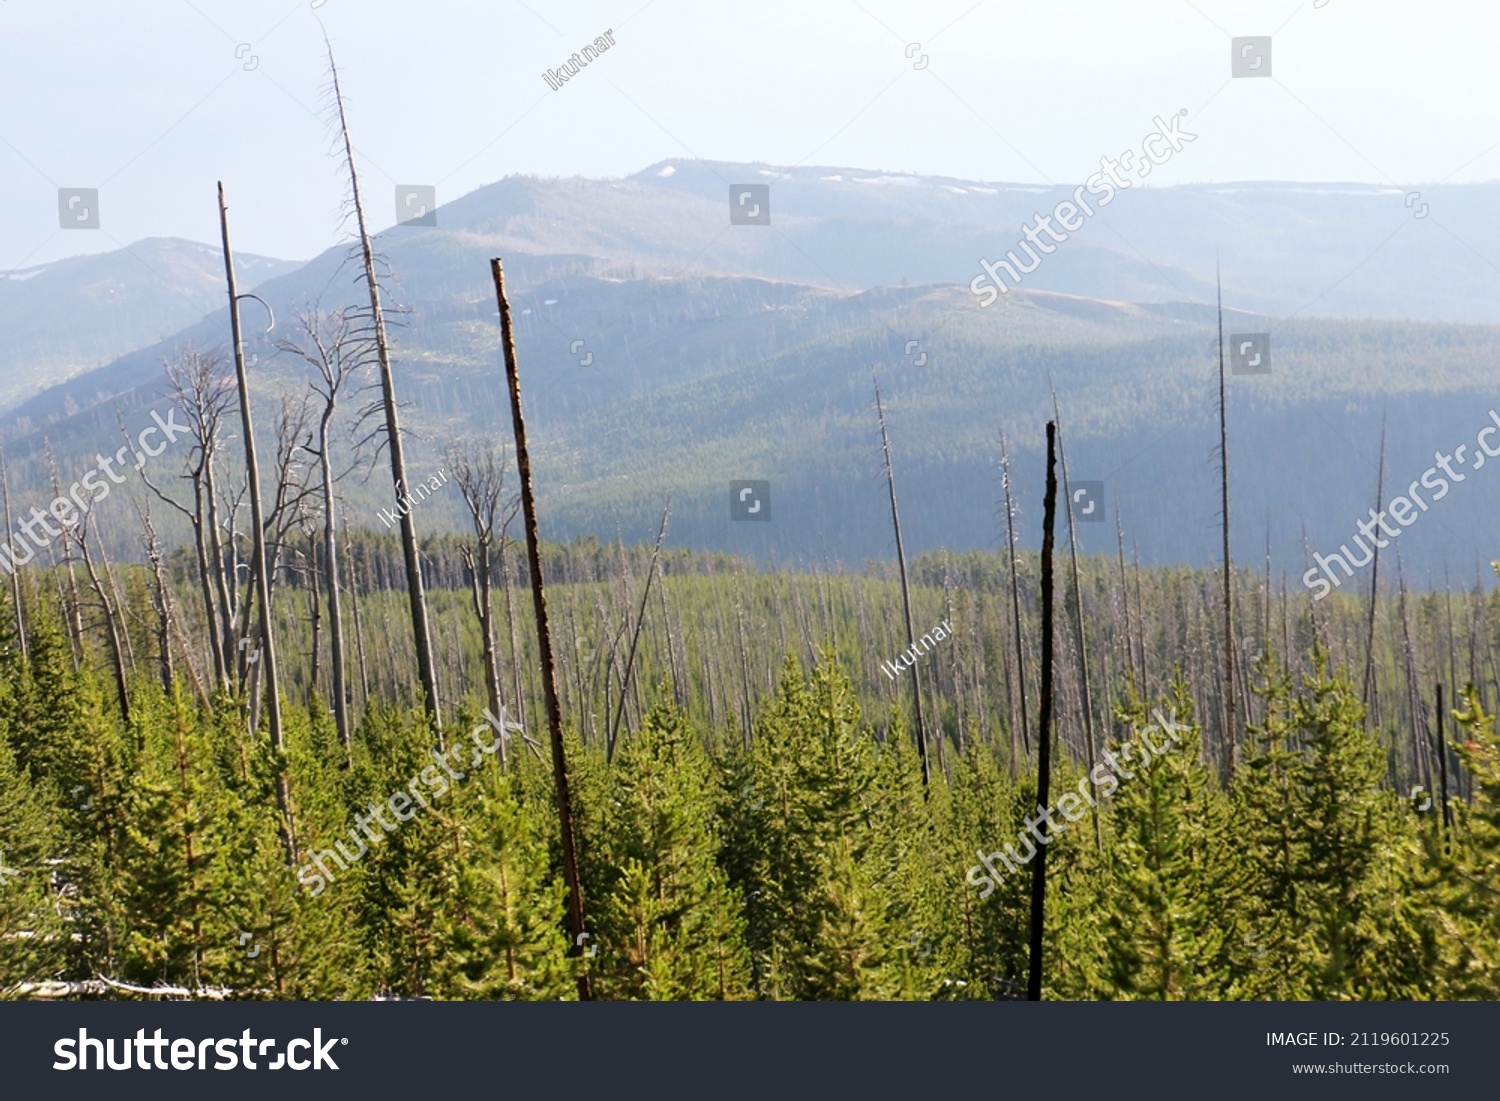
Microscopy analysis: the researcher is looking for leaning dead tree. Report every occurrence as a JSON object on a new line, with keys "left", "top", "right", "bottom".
{"left": 873, "top": 368, "right": 931, "bottom": 789}
{"left": 999, "top": 428, "right": 1028, "bottom": 758}
{"left": 607, "top": 502, "right": 671, "bottom": 763}
{"left": 71, "top": 508, "right": 130, "bottom": 725}
{"left": 219, "top": 181, "right": 294, "bottom": 862}
{"left": 491, "top": 256, "right": 591, "bottom": 1001}
{"left": 325, "top": 43, "right": 442, "bottom": 740}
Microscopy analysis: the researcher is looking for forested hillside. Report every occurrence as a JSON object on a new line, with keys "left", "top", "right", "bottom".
{"left": 3, "top": 518, "right": 1500, "bottom": 999}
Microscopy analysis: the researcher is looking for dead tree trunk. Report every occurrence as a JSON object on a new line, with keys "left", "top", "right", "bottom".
{"left": 491, "top": 257, "right": 590, "bottom": 1001}
{"left": 218, "top": 181, "right": 294, "bottom": 862}
{"left": 0, "top": 448, "right": 26, "bottom": 657}
{"left": 873, "top": 370, "right": 929, "bottom": 788}
{"left": 76, "top": 512, "right": 130, "bottom": 726}
{"left": 1116, "top": 507, "right": 1135, "bottom": 689}
{"left": 140, "top": 505, "right": 176, "bottom": 695}
{"left": 1436, "top": 682, "right": 1452, "bottom": 843}
{"left": 343, "top": 502, "right": 370, "bottom": 710}
{"left": 325, "top": 47, "right": 442, "bottom": 741}
{"left": 451, "top": 442, "right": 519, "bottom": 767}
{"left": 277, "top": 309, "right": 361, "bottom": 745}
{"left": 1363, "top": 413, "right": 1388, "bottom": 709}
{"left": 44, "top": 442, "right": 84, "bottom": 665}
{"left": 1048, "top": 397, "right": 1101, "bottom": 851}
{"left": 305, "top": 526, "right": 323, "bottom": 704}
{"left": 607, "top": 502, "right": 671, "bottom": 762}
{"left": 1027, "top": 421, "right": 1059, "bottom": 1002}
{"left": 1216, "top": 264, "right": 1238, "bottom": 776}
{"left": 1000, "top": 429, "right": 1030, "bottom": 757}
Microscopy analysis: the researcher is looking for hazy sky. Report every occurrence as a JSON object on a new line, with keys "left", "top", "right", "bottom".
{"left": 2, "top": 0, "right": 1497, "bottom": 265}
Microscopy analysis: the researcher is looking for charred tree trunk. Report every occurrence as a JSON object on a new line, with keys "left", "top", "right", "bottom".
{"left": 1027, "top": 421, "right": 1059, "bottom": 1002}
{"left": 491, "top": 257, "right": 590, "bottom": 1001}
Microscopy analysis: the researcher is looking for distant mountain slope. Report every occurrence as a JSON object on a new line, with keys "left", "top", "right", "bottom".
{"left": 435, "top": 160, "right": 1500, "bottom": 324}
{"left": 4, "top": 161, "right": 1499, "bottom": 583}
{"left": 0, "top": 237, "right": 297, "bottom": 413}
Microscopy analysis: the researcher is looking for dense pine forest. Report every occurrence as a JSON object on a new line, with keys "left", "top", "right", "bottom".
{"left": 0, "top": 47, "right": 1495, "bottom": 1003}
{"left": 2, "top": 514, "right": 1499, "bottom": 1000}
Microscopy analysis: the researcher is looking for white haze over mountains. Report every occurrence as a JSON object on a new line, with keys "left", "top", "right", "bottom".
{"left": 0, "top": 0, "right": 1496, "bottom": 265}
